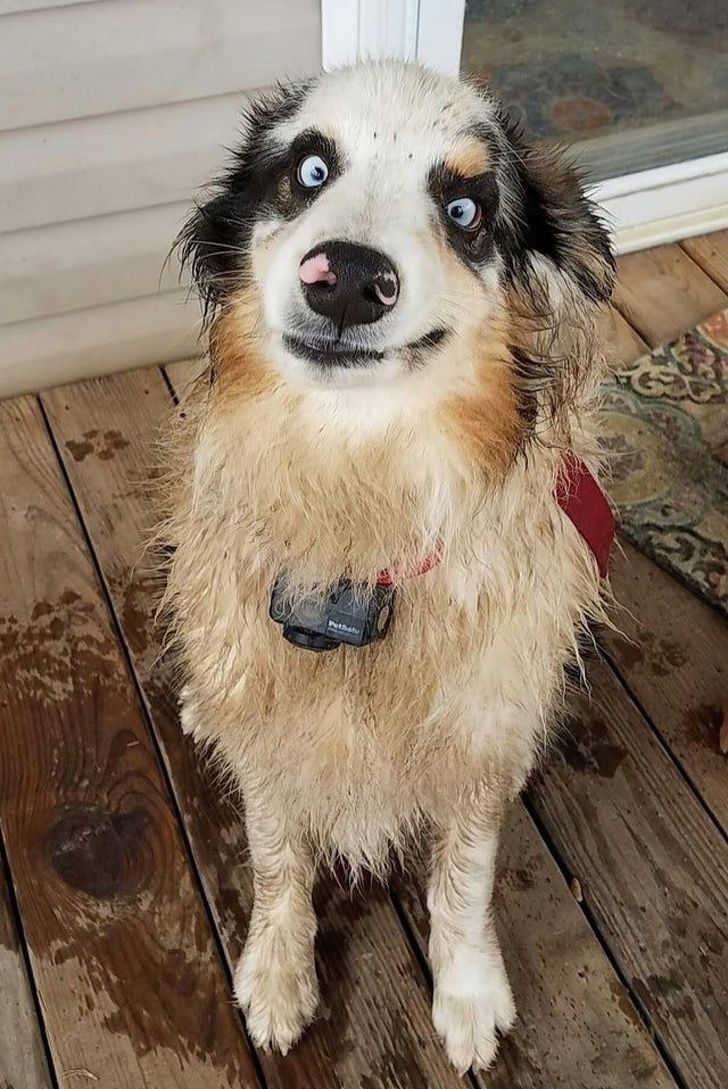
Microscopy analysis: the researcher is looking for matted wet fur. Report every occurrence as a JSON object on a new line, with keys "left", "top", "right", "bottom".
{"left": 160, "top": 60, "right": 615, "bottom": 1073}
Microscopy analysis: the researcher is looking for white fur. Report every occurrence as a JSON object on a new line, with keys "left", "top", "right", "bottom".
{"left": 252, "top": 64, "right": 503, "bottom": 392}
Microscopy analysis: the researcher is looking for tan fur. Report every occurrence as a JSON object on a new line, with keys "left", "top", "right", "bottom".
{"left": 447, "top": 139, "right": 491, "bottom": 179}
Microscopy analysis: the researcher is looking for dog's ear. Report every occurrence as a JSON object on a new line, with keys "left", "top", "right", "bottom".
{"left": 175, "top": 82, "right": 307, "bottom": 322}
{"left": 493, "top": 111, "right": 615, "bottom": 311}
{"left": 175, "top": 192, "right": 242, "bottom": 322}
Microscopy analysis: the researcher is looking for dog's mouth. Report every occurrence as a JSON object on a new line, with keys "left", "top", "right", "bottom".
{"left": 282, "top": 328, "right": 449, "bottom": 368}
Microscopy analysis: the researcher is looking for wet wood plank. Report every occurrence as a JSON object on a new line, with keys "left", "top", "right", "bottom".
{"left": 548, "top": 241, "right": 728, "bottom": 1086}
{"left": 42, "top": 364, "right": 676, "bottom": 1089}
{"left": 0, "top": 396, "right": 261, "bottom": 1089}
{"left": 529, "top": 656, "right": 728, "bottom": 1089}
{"left": 681, "top": 230, "right": 728, "bottom": 294}
{"left": 0, "top": 855, "right": 52, "bottom": 1089}
{"left": 607, "top": 541, "right": 728, "bottom": 832}
{"left": 41, "top": 368, "right": 468, "bottom": 1089}
{"left": 604, "top": 236, "right": 728, "bottom": 831}
{"left": 614, "top": 243, "right": 728, "bottom": 346}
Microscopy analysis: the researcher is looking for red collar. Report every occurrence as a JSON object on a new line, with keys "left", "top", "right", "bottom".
{"left": 555, "top": 454, "right": 615, "bottom": 578}
{"left": 377, "top": 454, "right": 614, "bottom": 586}
{"left": 377, "top": 540, "right": 444, "bottom": 586}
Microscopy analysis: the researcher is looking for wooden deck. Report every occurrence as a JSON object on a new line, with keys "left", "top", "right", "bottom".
{"left": 1, "top": 233, "right": 727, "bottom": 1089}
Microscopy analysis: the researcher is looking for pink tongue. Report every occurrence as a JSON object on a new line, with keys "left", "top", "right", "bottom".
{"left": 299, "top": 252, "right": 336, "bottom": 285}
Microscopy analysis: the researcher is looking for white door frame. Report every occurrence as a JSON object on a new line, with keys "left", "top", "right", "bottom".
{"left": 320, "top": 0, "right": 728, "bottom": 254}
{"left": 321, "top": 0, "right": 464, "bottom": 77}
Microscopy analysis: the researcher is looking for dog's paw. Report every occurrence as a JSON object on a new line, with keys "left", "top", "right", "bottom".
{"left": 234, "top": 937, "right": 319, "bottom": 1054}
{"left": 432, "top": 952, "right": 515, "bottom": 1074}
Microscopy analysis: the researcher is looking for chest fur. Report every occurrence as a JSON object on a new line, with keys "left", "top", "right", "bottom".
{"left": 166, "top": 388, "right": 601, "bottom": 864}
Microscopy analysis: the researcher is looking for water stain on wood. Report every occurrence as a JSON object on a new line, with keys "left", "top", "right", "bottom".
{"left": 560, "top": 717, "right": 628, "bottom": 779}
{"left": 41, "top": 942, "right": 251, "bottom": 1086}
{"left": 0, "top": 591, "right": 120, "bottom": 705}
{"left": 682, "top": 703, "right": 723, "bottom": 752}
{"left": 510, "top": 866, "right": 536, "bottom": 891}
{"left": 66, "top": 430, "right": 130, "bottom": 464}
{"left": 612, "top": 628, "right": 689, "bottom": 678}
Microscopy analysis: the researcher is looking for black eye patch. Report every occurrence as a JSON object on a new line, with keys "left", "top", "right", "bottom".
{"left": 228, "top": 128, "right": 342, "bottom": 224}
{"left": 428, "top": 162, "right": 499, "bottom": 268}
{"left": 276, "top": 129, "right": 342, "bottom": 213}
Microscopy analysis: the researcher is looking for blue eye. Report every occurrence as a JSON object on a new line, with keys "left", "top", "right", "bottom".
{"left": 297, "top": 154, "right": 329, "bottom": 189}
{"left": 446, "top": 197, "right": 481, "bottom": 230}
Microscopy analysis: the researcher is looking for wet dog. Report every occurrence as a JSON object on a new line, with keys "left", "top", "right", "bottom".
{"left": 164, "top": 60, "right": 615, "bottom": 1073}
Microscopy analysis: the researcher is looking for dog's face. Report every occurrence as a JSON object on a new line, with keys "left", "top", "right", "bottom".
{"left": 181, "top": 61, "right": 613, "bottom": 409}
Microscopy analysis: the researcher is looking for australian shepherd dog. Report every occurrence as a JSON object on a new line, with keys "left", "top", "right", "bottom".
{"left": 163, "top": 60, "right": 616, "bottom": 1073}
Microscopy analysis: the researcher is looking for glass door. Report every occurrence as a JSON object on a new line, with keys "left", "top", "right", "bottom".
{"left": 461, "top": 0, "right": 728, "bottom": 180}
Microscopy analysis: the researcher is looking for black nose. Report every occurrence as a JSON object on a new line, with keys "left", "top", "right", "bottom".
{"left": 299, "top": 241, "right": 399, "bottom": 330}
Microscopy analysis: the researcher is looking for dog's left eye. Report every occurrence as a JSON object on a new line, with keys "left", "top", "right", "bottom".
{"left": 297, "top": 154, "right": 329, "bottom": 189}
{"left": 446, "top": 197, "right": 481, "bottom": 230}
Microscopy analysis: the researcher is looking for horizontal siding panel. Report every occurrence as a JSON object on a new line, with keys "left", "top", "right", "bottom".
{"left": 0, "top": 203, "right": 194, "bottom": 325}
{"left": 0, "top": 0, "right": 100, "bottom": 14}
{"left": 0, "top": 91, "right": 253, "bottom": 233}
{"left": 0, "top": 0, "right": 320, "bottom": 132}
{"left": 0, "top": 290, "right": 200, "bottom": 397}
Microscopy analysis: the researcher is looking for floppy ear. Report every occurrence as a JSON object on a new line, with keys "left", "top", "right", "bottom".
{"left": 175, "top": 82, "right": 308, "bottom": 322}
{"left": 175, "top": 192, "right": 244, "bottom": 322}
{"left": 493, "top": 111, "right": 615, "bottom": 310}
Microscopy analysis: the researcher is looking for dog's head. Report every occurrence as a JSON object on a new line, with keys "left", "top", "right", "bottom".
{"left": 179, "top": 61, "right": 613, "bottom": 443}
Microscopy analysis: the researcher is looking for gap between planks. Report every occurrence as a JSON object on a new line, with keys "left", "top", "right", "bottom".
{"left": 0, "top": 833, "right": 56, "bottom": 1089}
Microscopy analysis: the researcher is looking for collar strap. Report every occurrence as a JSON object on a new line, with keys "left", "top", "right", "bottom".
{"left": 555, "top": 454, "right": 615, "bottom": 578}
{"left": 376, "top": 454, "right": 614, "bottom": 586}
{"left": 377, "top": 539, "right": 444, "bottom": 586}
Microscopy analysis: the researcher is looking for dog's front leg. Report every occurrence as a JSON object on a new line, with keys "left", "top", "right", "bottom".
{"left": 234, "top": 788, "right": 318, "bottom": 1053}
{"left": 428, "top": 797, "right": 515, "bottom": 1074}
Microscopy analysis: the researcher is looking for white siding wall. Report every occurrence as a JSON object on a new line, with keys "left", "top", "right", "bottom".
{"left": 0, "top": 0, "right": 322, "bottom": 397}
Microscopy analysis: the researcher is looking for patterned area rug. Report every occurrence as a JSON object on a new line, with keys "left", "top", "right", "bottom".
{"left": 599, "top": 310, "right": 728, "bottom": 615}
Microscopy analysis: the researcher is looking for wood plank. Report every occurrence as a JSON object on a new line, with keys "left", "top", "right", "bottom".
{"left": 599, "top": 305, "right": 649, "bottom": 371}
{"left": 0, "top": 854, "right": 52, "bottom": 1089}
{"left": 43, "top": 364, "right": 676, "bottom": 1089}
{"left": 529, "top": 656, "right": 728, "bottom": 1089}
{"left": 607, "top": 542, "right": 728, "bottom": 831}
{"left": 681, "top": 230, "right": 728, "bottom": 294}
{"left": 164, "top": 356, "right": 205, "bottom": 394}
{"left": 605, "top": 238, "right": 728, "bottom": 832}
{"left": 614, "top": 243, "right": 728, "bottom": 346}
{"left": 41, "top": 368, "right": 468, "bottom": 1089}
{"left": 0, "top": 395, "right": 261, "bottom": 1089}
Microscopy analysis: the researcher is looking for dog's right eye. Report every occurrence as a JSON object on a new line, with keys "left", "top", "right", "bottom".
{"left": 297, "top": 155, "right": 329, "bottom": 190}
